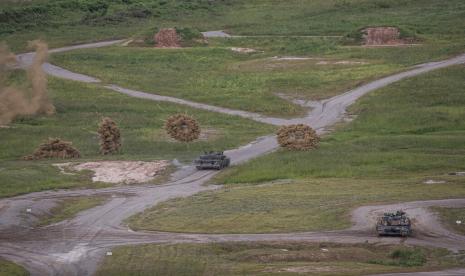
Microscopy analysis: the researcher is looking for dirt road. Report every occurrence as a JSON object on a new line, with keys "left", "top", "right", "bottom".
{"left": 2, "top": 42, "right": 465, "bottom": 275}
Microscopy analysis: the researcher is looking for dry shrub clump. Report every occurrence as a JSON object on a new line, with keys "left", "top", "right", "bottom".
{"left": 24, "top": 138, "right": 81, "bottom": 160}
{"left": 154, "top": 28, "right": 181, "bottom": 48}
{"left": 277, "top": 124, "right": 320, "bottom": 150}
{"left": 0, "top": 40, "right": 55, "bottom": 125}
{"left": 362, "top": 27, "right": 411, "bottom": 45}
{"left": 98, "top": 117, "right": 121, "bottom": 155}
{"left": 164, "top": 114, "right": 200, "bottom": 142}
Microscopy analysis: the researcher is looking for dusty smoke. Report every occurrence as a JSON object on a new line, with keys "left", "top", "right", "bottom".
{"left": 0, "top": 41, "right": 55, "bottom": 125}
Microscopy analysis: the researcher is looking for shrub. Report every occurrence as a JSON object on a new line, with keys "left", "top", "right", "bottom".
{"left": 98, "top": 117, "right": 122, "bottom": 155}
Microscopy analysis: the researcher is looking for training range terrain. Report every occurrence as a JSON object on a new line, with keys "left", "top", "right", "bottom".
{"left": 1, "top": 41, "right": 465, "bottom": 275}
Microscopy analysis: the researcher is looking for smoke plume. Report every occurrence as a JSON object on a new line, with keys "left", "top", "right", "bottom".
{"left": 0, "top": 41, "right": 55, "bottom": 125}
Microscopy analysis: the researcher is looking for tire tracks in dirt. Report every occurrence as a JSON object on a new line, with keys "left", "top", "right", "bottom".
{"left": 2, "top": 41, "right": 465, "bottom": 275}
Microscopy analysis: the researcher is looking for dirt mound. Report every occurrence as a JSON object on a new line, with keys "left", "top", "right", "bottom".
{"left": 98, "top": 117, "right": 121, "bottom": 155}
{"left": 24, "top": 138, "right": 81, "bottom": 160}
{"left": 277, "top": 124, "right": 320, "bottom": 151}
{"left": 164, "top": 114, "right": 200, "bottom": 142}
{"left": 65, "top": 161, "right": 170, "bottom": 184}
{"left": 154, "top": 28, "right": 181, "bottom": 48}
{"left": 362, "top": 27, "right": 405, "bottom": 46}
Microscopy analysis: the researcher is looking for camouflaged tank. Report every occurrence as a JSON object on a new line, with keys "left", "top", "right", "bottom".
{"left": 376, "top": 210, "right": 412, "bottom": 237}
{"left": 194, "top": 151, "right": 230, "bottom": 170}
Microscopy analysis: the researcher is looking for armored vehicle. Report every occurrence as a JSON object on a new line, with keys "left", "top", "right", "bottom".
{"left": 194, "top": 151, "right": 230, "bottom": 170}
{"left": 376, "top": 210, "right": 412, "bottom": 237}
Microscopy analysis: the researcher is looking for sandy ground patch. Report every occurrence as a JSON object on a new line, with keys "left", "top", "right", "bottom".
{"left": 55, "top": 161, "right": 170, "bottom": 184}
{"left": 230, "top": 47, "right": 260, "bottom": 53}
{"left": 317, "top": 60, "right": 368, "bottom": 65}
{"left": 264, "top": 266, "right": 334, "bottom": 273}
{"left": 424, "top": 179, "right": 447, "bottom": 185}
{"left": 450, "top": 172, "right": 465, "bottom": 176}
{"left": 271, "top": 56, "right": 315, "bottom": 61}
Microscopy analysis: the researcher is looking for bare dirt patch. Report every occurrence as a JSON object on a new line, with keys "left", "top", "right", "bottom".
{"left": 55, "top": 161, "right": 170, "bottom": 184}
{"left": 272, "top": 56, "right": 314, "bottom": 61}
{"left": 317, "top": 60, "right": 368, "bottom": 65}
{"left": 276, "top": 266, "right": 334, "bottom": 273}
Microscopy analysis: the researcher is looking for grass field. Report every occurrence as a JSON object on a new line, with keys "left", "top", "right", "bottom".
{"left": 50, "top": 44, "right": 404, "bottom": 117}
{"left": 2, "top": 0, "right": 465, "bottom": 52}
{"left": 0, "top": 71, "right": 274, "bottom": 198}
{"left": 433, "top": 207, "right": 465, "bottom": 235}
{"left": 37, "top": 196, "right": 107, "bottom": 226}
{"left": 0, "top": 258, "right": 28, "bottom": 276}
{"left": 127, "top": 65, "right": 465, "bottom": 233}
{"left": 219, "top": 65, "right": 465, "bottom": 183}
{"left": 96, "top": 242, "right": 462, "bottom": 276}
{"left": 49, "top": 29, "right": 465, "bottom": 117}
{"left": 128, "top": 177, "right": 465, "bottom": 234}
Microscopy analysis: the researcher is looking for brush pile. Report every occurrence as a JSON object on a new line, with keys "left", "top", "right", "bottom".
{"left": 98, "top": 117, "right": 121, "bottom": 155}
{"left": 362, "top": 27, "right": 407, "bottom": 45}
{"left": 154, "top": 28, "right": 181, "bottom": 48}
{"left": 277, "top": 124, "right": 320, "bottom": 150}
{"left": 165, "top": 114, "right": 200, "bottom": 142}
{"left": 24, "top": 138, "right": 81, "bottom": 160}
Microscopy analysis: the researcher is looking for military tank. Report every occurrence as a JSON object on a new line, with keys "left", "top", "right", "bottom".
{"left": 376, "top": 210, "right": 412, "bottom": 237}
{"left": 194, "top": 151, "right": 230, "bottom": 170}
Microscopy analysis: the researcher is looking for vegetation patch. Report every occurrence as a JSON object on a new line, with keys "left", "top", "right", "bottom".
{"left": 37, "top": 196, "right": 107, "bottom": 226}
{"left": 0, "top": 258, "right": 28, "bottom": 276}
{"left": 2, "top": 0, "right": 465, "bottom": 53}
{"left": 127, "top": 177, "right": 465, "bottom": 234}
{"left": 96, "top": 242, "right": 461, "bottom": 276}
{"left": 23, "top": 138, "right": 81, "bottom": 160}
{"left": 50, "top": 45, "right": 400, "bottom": 117}
{"left": 127, "top": 66, "right": 465, "bottom": 233}
{"left": 0, "top": 71, "right": 274, "bottom": 197}
{"left": 217, "top": 65, "right": 465, "bottom": 183}
{"left": 433, "top": 207, "right": 465, "bottom": 235}
{"left": 369, "top": 248, "right": 426, "bottom": 267}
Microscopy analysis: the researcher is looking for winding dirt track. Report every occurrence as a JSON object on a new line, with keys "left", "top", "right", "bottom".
{"left": 1, "top": 42, "right": 465, "bottom": 275}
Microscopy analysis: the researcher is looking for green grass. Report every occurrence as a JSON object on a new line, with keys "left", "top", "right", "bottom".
{"left": 96, "top": 242, "right": 462, "bottom": 276}
{"left": 37, "top": 196, "right": 107, "bottom": 226}
{"left": 2, "top": 0, "right": 465, "bottom": 52}
{"left": 433, "top": 207, "right": 465, "bottom": 235}
{"left": 0, "top": 71, "right": 274, "bottom": 198}
{"left": 0, "top": 0, "right": 233, "bottom": 52}
{"left": 51, "top": 44, "right": 406, "bottom": 116}
{"left": 369, "top": 248, "right": 428, "bottom": 267}
{"left": 0, "top": 161, "right": 107, "bottom": 199}
{"left": 219, "top": 65, "right": 465, "bottom": 183}
{"left": 49, "top": 23, "right": 465, "bottom": 117}
{"left": 126, "top": 65, "right": 465, "bottom": 233}
{"left": 127, "top": 177, "right": 465, "bottom": 234}
{"left": 0, "top": 258, "right": 28, "bottom": 276}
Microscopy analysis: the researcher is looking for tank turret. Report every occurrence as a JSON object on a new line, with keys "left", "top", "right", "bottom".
{"left": 194, "top": 151, "right": 230, "bottom": 170}
{"left": 376, "top": 210, "right": 412, "bottom": 237}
